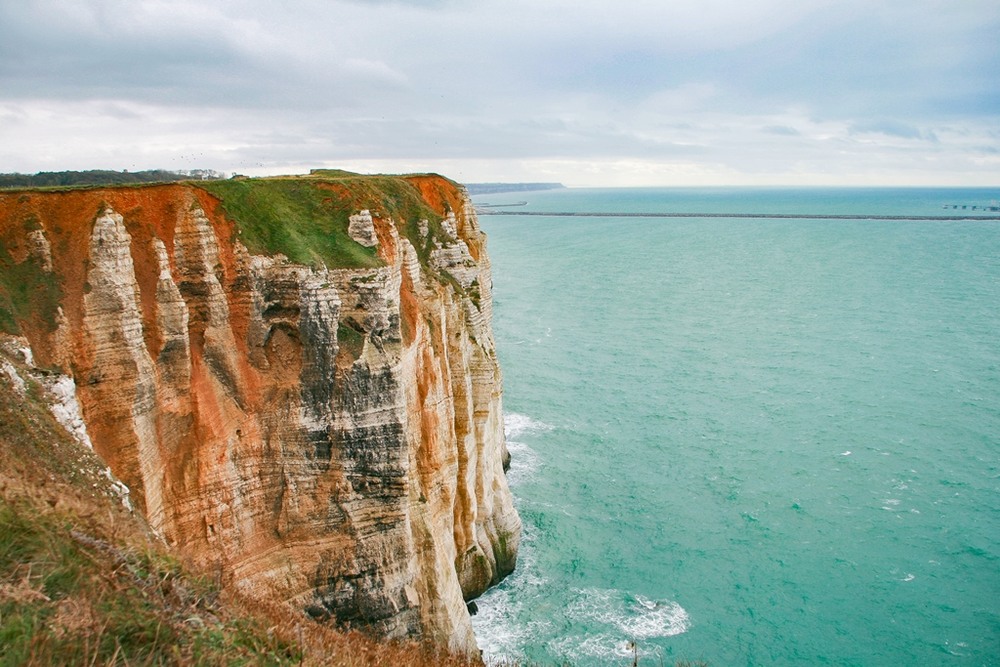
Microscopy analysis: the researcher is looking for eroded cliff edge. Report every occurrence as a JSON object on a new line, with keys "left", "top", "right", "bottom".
{"left": 0, "top": 172, "right": 520, "bottom": 654}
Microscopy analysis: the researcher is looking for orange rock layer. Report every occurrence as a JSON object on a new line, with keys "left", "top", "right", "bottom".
{"left": 0, "top": 175, "right": 520, "bottom": 653}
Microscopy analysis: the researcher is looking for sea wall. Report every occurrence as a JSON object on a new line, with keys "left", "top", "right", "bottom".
{"left": 0, "top": 174, "right": 520, "bottom": 653}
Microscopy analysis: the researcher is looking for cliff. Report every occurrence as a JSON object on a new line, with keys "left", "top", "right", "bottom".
{"left": 0, "top": 172, "right": 520, "bottom": 654}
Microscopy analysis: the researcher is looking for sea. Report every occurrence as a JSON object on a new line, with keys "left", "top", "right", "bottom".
{"left": 467, "top": 187, "right": 1000, "bottom": 667}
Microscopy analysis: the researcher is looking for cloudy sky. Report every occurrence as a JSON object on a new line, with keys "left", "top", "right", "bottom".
{"left": 1, "top": 0, "right": 998, "bottom": 186}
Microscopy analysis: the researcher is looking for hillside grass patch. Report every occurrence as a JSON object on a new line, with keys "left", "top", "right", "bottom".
{"left": 196, "top": 178, "right": 385, "bottom": 269}
{"left": 197, "top": 174, "right": 454, "bottom": 273}
{"left": 0, "top": 238, "right": 62, "bottom": 336}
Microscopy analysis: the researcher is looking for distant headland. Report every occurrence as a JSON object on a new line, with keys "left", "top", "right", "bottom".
{"left": 463, "top": 182, "right": 566, "bottom": 195}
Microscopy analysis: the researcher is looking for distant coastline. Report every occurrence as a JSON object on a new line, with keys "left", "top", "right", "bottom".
{"left": 463, "top": 182, "right": 566, "bottom": 196}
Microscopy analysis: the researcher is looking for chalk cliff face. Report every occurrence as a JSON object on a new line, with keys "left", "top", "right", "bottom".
{"left": 0, "top": 174, "right": 519, "bottom": 653}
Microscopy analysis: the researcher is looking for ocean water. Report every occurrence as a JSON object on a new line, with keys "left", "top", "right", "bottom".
{"left": 469, "top": 188, "right": 1000, "bottom": 666}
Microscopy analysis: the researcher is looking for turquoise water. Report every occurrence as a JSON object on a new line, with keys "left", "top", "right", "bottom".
{"left": 470, "top": 188, "right": 1000, "bottom": 666}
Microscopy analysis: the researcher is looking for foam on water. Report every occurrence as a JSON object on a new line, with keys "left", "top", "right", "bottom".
{"left": 472, "top": 522, "right": 550, "bottom": 660}
{"left": 566, "top": 589, "right": 690, "bottom": 639}
{"left": 547, "top": 633, "right": 641, "bottom": 662}
{"left": 504, "top": 412, "right": 553, "bottom": 440}
{"left": 503, "top": 440, "right": 541, "bottom": 486}
{"left": 502, "top": 412, "right": 551, "bottom": 485}
{"left": 543, "top": 589, "right": 690, "bottom": 662}
{"left": 473, "top": 580, "right": 691, "bottom": 664}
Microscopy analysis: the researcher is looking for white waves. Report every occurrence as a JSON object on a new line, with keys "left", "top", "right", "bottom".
{"left": 547, "top": 588, "right": 690, "bottom": 662}
{"left": 503, "top": 412, "right": 552, "bottom": 486}
{"left": 504, "top": 440, "right": 541, "bottom": 487}
{"left": 504, "top": 411, "right": 553, "bottom": 440}
{"left": 472, "top": 523, "right": 550, "bottom": 661}
{"left": 566, "top": 588, "right": 690, "bottom": 640}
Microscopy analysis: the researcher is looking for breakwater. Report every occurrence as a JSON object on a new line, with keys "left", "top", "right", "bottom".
{"left": 477, "top": 210, "right": 1000, "bottom": 221}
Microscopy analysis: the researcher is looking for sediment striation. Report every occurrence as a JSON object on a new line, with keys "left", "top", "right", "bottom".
{"left": 0, "top": 172, "right": 519, "bottom": 653}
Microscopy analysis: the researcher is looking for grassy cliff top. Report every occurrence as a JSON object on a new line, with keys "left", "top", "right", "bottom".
{"left": 195, "top": 172, "right": 456, "bottom": 269}
{"left": 0, "top": 171, "right": 466, "bottom": 335}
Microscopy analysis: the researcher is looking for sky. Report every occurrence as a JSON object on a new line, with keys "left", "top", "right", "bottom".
{"left": 1, "top": 0, "right": 998, "bottom": 186}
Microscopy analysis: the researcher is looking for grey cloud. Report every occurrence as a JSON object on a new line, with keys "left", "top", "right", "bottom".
{"left": 4, "top": 1, "right": 997, "bottom": 120}
{"left": 297, "top": 114, "right": 709, "bottom": 161}
{"left": 762, "top": 126, "right": 801, "bottom": 136}
{"left": 849, "top": 120, "right": 939, "bottom": 142}
{"left": 849, "top": 121, "right": 923, "bottom": 139}
{"left": 0, "top": 0, "right": 997, "bottom": 184}
{"left": 0, "top": 4, "right": 251, "bottom": 100}
{"left": 690, "top": 4, "right": 1000, "bottom": 120}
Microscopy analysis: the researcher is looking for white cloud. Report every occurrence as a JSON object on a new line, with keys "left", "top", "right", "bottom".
{"left": 0, "top": 0, "right": 997, "bottom": 184}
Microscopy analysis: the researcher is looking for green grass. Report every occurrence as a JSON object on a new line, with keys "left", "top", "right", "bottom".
{"left": 337, "top": 321, "right": 366, "bottom": 363}
{"left": 0, "top": 169, "right": 224, "bottom": 190}
{"left": 0, "top": 237, "right": 62, "bottom": 336}
{"left": 308, "top": 169, "right": 362, "bottom": 179}
{"left": 195, "top": 174, "right": 448, "bottom": 271}
{"left": 468, "top": 279, "right": 482, "bottom": 310}
{"left": 196, "top": 178, "right": 388, "bottom": 269}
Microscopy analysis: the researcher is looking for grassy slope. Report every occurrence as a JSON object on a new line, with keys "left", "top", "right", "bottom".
{"left": 195, "top": 173, "right": 449, "bottom": 270}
